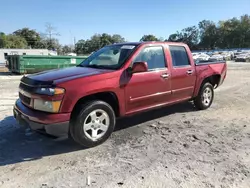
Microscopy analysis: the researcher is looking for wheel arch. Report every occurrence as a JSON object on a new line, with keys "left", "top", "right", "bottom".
{"left": 194, "top": 74, "right": 221, "bottom": 97}
{"left": 70, "top": 91, "right": 120, "bottom": 121}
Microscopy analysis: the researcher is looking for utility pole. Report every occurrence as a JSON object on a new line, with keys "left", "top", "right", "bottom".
{"left": 44, "top": 23, "right": 60, "bottom": 50}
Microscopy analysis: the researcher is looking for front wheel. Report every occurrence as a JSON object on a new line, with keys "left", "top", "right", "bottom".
{"left": 194, "top": 82, "right": 214, "bottom": 110}
{"left": 70, "top": 101, "right": 116, "bottom": 148}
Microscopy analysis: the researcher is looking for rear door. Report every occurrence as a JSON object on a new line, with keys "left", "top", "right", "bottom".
{"left": 168, "top": 45, "right": 196, "bottom": 101}
{"left": 124, "top": 45, "right": 171, "bottom": 114}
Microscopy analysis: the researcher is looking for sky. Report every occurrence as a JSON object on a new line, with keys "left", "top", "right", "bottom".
{"left": 0, "top": 0, "right": 249, "bottom": 45}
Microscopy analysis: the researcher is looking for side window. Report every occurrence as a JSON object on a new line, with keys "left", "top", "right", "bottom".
{"left": 132, "top": 46, "right": 166, "bottom": 70}
{"left": 169, "top": 46, "right": 190, "bottom": 67}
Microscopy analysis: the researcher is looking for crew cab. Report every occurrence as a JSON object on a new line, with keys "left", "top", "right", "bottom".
{"left": 13, "top": 42, "right": 227, "bottom": 147}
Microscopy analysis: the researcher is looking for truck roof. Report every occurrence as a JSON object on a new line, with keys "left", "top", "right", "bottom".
{"left": 110, "top": 41, "right": 186, "bottom": 46}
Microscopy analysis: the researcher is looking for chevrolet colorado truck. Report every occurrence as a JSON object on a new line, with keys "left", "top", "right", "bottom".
{"left": 14, "top": 42, "right": 227, "bottom": 147}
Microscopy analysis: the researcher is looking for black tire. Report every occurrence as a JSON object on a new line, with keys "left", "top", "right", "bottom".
{"left": 70, "top": 100, "right": 116, "bottom": 148}
{"left": 194, "top": 82, "right": 214, "bottom": 110}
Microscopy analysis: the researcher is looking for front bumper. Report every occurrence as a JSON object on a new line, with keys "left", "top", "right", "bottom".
{"left": 14, "top": 99, "right": 70, "bottom": 137}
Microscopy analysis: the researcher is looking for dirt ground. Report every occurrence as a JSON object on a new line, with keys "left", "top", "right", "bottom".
{"left": 0, "top": 62, "right": 250, "bottom": 188}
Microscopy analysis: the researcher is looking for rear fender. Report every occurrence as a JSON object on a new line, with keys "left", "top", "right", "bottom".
{"left": 193, "top": 63, "right": 227, "bottom": 97}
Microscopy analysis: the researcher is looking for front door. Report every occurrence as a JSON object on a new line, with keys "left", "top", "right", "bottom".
{"left": 124, "top": 45, "right": 171, "bottom": 114}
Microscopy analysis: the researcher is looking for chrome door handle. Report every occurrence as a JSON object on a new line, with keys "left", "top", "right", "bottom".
{"left": 161, "top": 73, "right": 169, "bottom": 79}
{"left": 186, "top": 70, "right": 193, "bottom": 75}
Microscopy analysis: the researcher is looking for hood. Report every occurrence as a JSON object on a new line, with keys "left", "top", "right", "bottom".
{"left": 27, "top": 66, "right": 113, "bottom": 82}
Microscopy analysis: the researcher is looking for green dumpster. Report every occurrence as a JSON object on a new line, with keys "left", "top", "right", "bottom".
{"left": 7, "top": 55, "right": 88, "bottom": 74}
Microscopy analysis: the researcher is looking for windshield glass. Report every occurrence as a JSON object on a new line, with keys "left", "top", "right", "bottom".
{"left": 78, "top": 44, "right": 137, "bottom": 70}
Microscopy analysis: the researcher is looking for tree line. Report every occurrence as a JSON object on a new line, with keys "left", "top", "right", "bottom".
{"left": 0, "top": 14, "right": 249, "bottom": 55}
{"left": 0, "top": 23, "right": 73, "bottom": 55}
{"left": 167, "top": 14, "right": 250, "bottom": 50}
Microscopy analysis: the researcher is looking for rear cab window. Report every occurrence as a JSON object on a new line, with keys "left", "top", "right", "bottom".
{"left": 132, "top": 46, "right": 167, "bottom": 71}
{"left": 169, "top": 45, "right": 190, "bottom": 67}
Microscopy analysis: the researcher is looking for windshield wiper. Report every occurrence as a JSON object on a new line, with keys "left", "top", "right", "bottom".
{"left": 87, "top": 64, "right": 104, "bottom": 68}
{"left": 78, "top": 64, "right": 109, "bottom": 69}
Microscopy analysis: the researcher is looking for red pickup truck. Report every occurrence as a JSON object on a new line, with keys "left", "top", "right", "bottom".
{"left": 14, "top": 42, "right": 227, "bottom": 147}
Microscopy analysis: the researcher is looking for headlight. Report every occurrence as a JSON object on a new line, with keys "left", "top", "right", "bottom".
{"left": 34, "top": 99, "right": 62, "bottom": 113}
{"left": 35, "top": 87, "right": 65, "bottom": 96}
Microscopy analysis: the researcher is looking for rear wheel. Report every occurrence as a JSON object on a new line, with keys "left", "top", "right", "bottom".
{"left": 70, "top": 101, "right": 116, "bottom": 147}
{"left": 194, "top": 82, "right": 214, "bottom": 110}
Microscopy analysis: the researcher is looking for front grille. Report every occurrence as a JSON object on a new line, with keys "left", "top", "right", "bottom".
{"left": 19, "top": 82, "right": 35, "bottom": 93}
{"left": 19, "top": 92, "right": 31, "bottom": 105}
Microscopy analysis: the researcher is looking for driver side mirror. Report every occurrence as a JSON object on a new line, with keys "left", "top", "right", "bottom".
{"left": 129, "top": 61, "right": 148, "bottom": 74}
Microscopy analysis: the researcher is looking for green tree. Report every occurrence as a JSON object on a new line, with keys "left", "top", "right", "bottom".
{"left": 217, "top": 19, "right": 238, "bottom": 48}
{"left": 167, "top": 26, "right": 199, "bottom": 49}
{"left": 110, "top": 34, "right": 126, "bottom": 43}
{"left": 0, "top": 32, "right": 5, "bottom": 48}
{"left": 198, "top": 20, "right": 219, "bottom": 49}
{"left": 140, "top": 34, "right": 159, "bottom": 42}
{"left": 237, "top": 14, "right": 250, "bottom": 48}
{"left": 45, "top": 38, "right": 62, "bottom": 54}
{"left": 181, "top": 26, "right": 199, "bottom": 49}
{"left": 2, "top": 34, "right": 28, "bottom": 48}
{"left": 75, "top": 39, "right": 88, "bottom": 55}
{"left": 75, "top": 33, "right": 126, "bottom": 55}
{"left": 167, "top": 33, "right": 181, "bottom": 42}
{"left": 13, "top": 28, "right": 41, "bottom": 48}
{"left": 32, "top": 38, "right": 62, "bottom": 54}
{"left": 165, "top": 14, "right": 250, "bottom": 50}
{"left": 62, "top": 45, "right": 73, "bottom": 55}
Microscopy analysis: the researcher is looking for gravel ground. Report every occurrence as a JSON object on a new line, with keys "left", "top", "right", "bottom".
{"left": 0, "top": 62, "right": 250, "bottom": 188}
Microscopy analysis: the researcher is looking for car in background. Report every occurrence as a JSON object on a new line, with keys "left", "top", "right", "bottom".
{"left": 192, "top": 52, "right": 200, "bottom": 59}
{"left": 193, "top": 53, "right": 210, "bottom": 61}
{"left": 221, "top": 52, "right": 233, "bottom": 60}
{"left": 192, "top": 53, "right": 211, "bottom": 62}
{"left": 208, "top": 54, "right": 224, "bottom": 61}
{"left": 235, "top": 52, "right": 250, "bottom": 62}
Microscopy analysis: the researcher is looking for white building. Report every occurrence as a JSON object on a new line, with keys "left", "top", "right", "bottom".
{"left": 0, "top": 49, "right": 57, "bottom": 63}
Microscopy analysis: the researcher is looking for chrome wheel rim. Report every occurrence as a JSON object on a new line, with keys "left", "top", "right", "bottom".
{"left": 83, "top": 109, "right": 110, "bottom": 141}
{"left": 202, "top": 87, "right": 212, "bottom": 106}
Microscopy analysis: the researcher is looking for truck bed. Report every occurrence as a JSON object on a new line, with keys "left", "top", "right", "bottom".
{"left": 193, "top": 60, "right": 227, "bottom": 96}
{"left": 195, "top": 60, "right": 226, "bottom": 66}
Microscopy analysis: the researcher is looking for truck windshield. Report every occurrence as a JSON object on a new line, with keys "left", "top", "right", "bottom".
{"left": 78, "top": 44, "right": 137, "bottom": 70}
